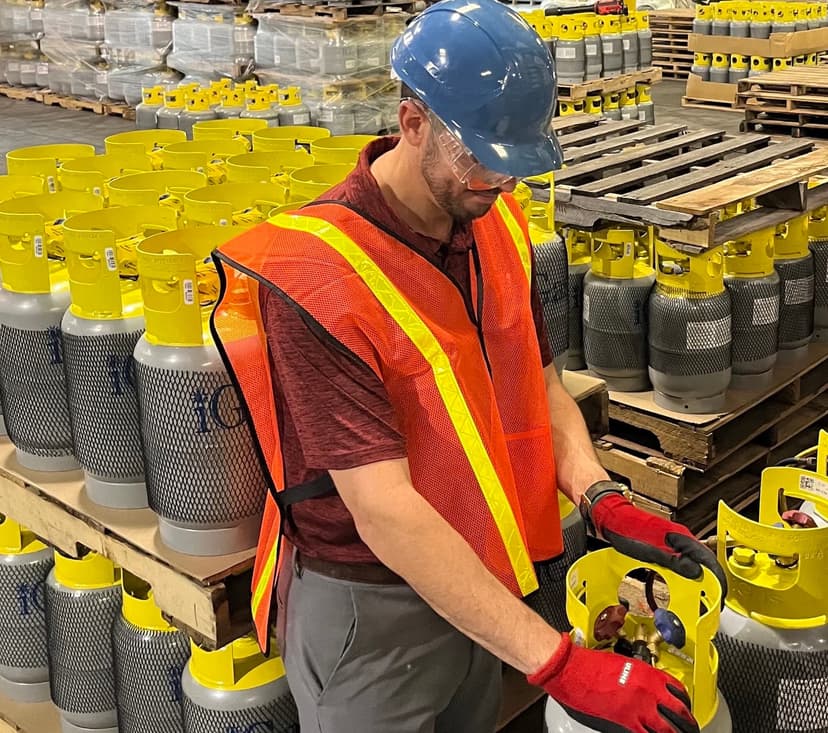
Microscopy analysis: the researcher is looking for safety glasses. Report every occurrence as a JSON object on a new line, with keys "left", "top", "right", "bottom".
{"left": 404, "top": 99, "right": 517, "bottom": 192}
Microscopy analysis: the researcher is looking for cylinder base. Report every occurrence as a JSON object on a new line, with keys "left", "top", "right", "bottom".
{"left": 0, "top": 672, "right": 50, "bottom": 703}
{"left": 588, "top": 369, "right": 649, "bottom": 392}
{"left": 812, "top": 327, "right": 827, "bottom": 342}
{"left": 729, "top": 369, "right": 775, "bottom": 391}
{"left": 777, "top": 343, "right": 810, "bottom": 361}
{"left": 0, "top": 413, "right": 6, "bottom": 437}
{"left": 84, "top": 474, "right": 148, "bottom": 510}
{"left": 653, "top": 388, "right": 727, "bottom": 414}
{"left": 59, "top": 710, "right": 118, "bottom": 733}
{"left": 15, "top": 450, "right": 78, "bottom": 473}
{"left": 60, "top": 719, "right": 118, "bottom": 733}
{"left": 158, "top": 513, "right": 261, "bottom": 556}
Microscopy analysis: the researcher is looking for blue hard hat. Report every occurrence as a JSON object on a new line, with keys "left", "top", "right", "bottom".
{"left": 391, "top": 0, "right": 562, "bottom": 178}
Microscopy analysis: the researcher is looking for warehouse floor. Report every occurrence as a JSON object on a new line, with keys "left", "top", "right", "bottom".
{"left": 0, "top": 80, "right": 743, "bottom": 174}
{"left": 0, "top": 79, "right": 741, "bottom": 733}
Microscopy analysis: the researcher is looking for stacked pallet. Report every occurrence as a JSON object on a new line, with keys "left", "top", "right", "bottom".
{"left": 649, "top": 8, "right": 694, "bottom": 80}
{"left": 738, "top": 67, "right": 828, "bottom": 138}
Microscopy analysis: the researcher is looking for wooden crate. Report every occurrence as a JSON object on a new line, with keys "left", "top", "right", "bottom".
{"left": 556, "top": 67, "right": 662, "bottom": 102}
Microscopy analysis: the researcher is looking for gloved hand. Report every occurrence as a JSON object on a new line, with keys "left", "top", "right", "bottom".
{"left": 590, "top": 492, "right": 727, "bottom": 603}
{"left": 529, "top": 634, "right": 699, "bottom": 733}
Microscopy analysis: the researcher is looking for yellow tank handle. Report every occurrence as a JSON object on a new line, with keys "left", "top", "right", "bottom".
{"left": 253, "top": 125, "right": 331, "bottom": 153}
{"left": 189, "top": 634, "right": 286, "bottom": 692}
{"left": 0, "top": 174, "right": 45, "bottom": 202}
{"left": 59, "top": 153, "right": 152, "bottom": 201}
{"left": 6, "top": 143, "right": 95, "bottom": 192}
{"left": 654, "top": 239, "right": 726, "bottom": 296}
{"left": 183, "top": 182, "right": 286, "bottom": 227}
{"left": 774, "top": 213, "right": 811, "bottom": 259}
{"left": 289, "top": 164, "right": 353, "bottom": 202}
{"left": 121, "top": 571, "right": 176, "bottom": 632}
{"left": 722, "top": 226, "right": 775, "bottom": 278}
{"left": 192, "top": 118, "right": 269, "bottom": 150}
{"left": 54, "top": 550, "right": 120, "bottom": 590}
{"left": 226, "top": 150, "right": 314, "bottom": 186}
{"left": 0, "top": 515, "right": 48, "bottom": 555}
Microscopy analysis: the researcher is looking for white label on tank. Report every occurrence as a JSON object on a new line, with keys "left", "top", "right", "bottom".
{"left": 752, "top": 295, "right": 779, "bottom": 326}
{"left": 624, "top": 242, "right": 632, "bottom": 257}
{"left": 31, "top": 7, "right": 41, "bottom": 20}
{"left": 583, "top": 293, "right": 590, "bottom": 322}
{"left": 104, "top": 247, "right": 117, "bottom": 271}
{"left": 639, "top": 110, "right": 646, "bottom": 120}
{"left": 273, "top": 55, "right": 280, "bottom": 64}
{"left": 345, "top": 59, "right": 357, "bottom": 70}
{"left": 777, "top": 678, "right": 828, "bottom": 730}
{"left": 784, "top": 274, "right": 814, "bottom": 304}
{"left": 294, "top": 113, "right": 311, "bottom": 125}
{"left": 318, "top": 110, "right": 333, "bottom": 122}
{"left": 623, "top": 39, "right": 631, "bottom": 50}
{"left": 586, "top": 43, "right": 598, "bottom": 55}
{"left": 37, "top": 62, "right": 48, "bottom": 74}
{"left": 365, "top": 57, "right": 381, "bottom": 67}
{"left": 96, "top": 71, "right": 107, "bottom": 84}
{"left": 603, "top": 42, "right": 615, "bottom": 54}
{"left": 799, "top": 473, "right": 828, "bottom": 501}
{"left": 183, "top": 279, "right": 194, "bottom": 306}
{"left": 557, "top": 47, "right": 577, "bottom": 59}
{"left": 686, "top": 316, "right": 732, "bottom": 350}
{"left": 33, "top": 235, "right": 43, "bottom": 258}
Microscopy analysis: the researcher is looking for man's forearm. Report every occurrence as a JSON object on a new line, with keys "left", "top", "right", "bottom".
{"left": 331, "top": 461, "right": 563, "bottom": 674}
{"left": 545, "top": 368, "right": 609, "bottom": 506}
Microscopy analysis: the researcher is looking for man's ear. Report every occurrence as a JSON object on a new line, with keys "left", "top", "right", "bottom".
{"left": 398, "top": 100, "right": 429, "bottom": 148}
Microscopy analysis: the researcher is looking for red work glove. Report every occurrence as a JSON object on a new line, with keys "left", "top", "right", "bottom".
{"left": 590, "top": 493, "right": 727, "bottom": 604}
{"left": 530, "top": 635, "right": 699, "bottom": 733}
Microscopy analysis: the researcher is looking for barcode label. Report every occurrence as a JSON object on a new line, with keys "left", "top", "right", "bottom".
{"left": 623, "top": 39, "right": 631, "bottom": 50}
{"left": 557, "top": 47, "right": 577, "bottom": 59}
{"left": 104, "top": 247, "right": 117, "bottom": 271}
{"left": 586, "top": 44, "right": 598, "bottom": 55}
{"left": 295, "top": 113, "right": 311, "bottom": 125}
{"left": 183, "top": 279, "right": 194, "bottom": 305}
{"left": 46, "top": 175, "right": 56, "bottom": 193}
{"left": 800, "top": 474, "right": 828, "bottom": 501}
{"left": 603, "top": 42, "right": 615, "bottom": 54}
{"left": 33, "top": 235, "right": 43, "bottom": 258}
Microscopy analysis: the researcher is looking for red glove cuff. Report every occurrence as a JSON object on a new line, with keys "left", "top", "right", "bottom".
{"left": 589, "top": 492, "right": 634, "bottom": 535}
{"left": 527, "top": 633, "right": 573, "bottom": 687}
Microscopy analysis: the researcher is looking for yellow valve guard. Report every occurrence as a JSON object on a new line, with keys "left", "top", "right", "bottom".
{"left": 189, "top": 634, "right": 286, "bottom": 692}
{"left": 104, "top": 130, "right": 187, "bottom": 171}
{"left": 654, "top": 238, "right": 726, "bottom": 296}
{"left": 310, "top": 135, "right": 378, "bottom": 167}
{"left": 591, "top": 227, "right": 652, "bottom": 280}
{"left": 253, "top": 125, "right": 331, "bottom": 153}
{"left": 6, "top": 143, "right": 96, "bottom": 193}
{"left": 182, "top": 182, "right": 286, "bottom": 227}
{"left": 121, "top": 570, "right": 176, "bottom": 632}
{"left": 107, "top": 170, "right": 208, "bottom": 209}
{"left": 54, "top": 550, "right": 120, "bottom": 590}
{"left": 0, "top": 515, "right": 47, "bottom": 555}
{"left": 226, "top": 150, "right": 315, "bottom": 186}
{"left": 0, "top": 174, "right": 45, "bottom": 202}
{"left": 288, "top": 164, "right": 353, "bottom": 202}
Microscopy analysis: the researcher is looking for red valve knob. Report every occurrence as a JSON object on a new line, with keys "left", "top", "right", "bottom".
{"left": 782, "top": 510, "right": 818, "bottom": 529}
{"left": 594, "top": 604, "right": 628, "bottom": 641}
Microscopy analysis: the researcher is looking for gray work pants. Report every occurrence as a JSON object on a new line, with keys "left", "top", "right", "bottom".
{"left": 278, "top": 558, "right": 502, "bottom": 733}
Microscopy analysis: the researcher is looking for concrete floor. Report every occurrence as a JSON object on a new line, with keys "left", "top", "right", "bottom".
{"left": 0, "top": 79, "right": 744, "bottom": 171}
{"left": 0, "top": 78, "right": 741, "bottom": 733}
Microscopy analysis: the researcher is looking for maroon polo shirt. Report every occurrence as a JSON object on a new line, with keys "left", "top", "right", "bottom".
{"left": 260, "top": 137, "right": 553, "bottom": 563}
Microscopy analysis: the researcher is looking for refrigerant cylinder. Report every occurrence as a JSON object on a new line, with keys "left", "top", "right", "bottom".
{"left": 525, "top": 494, "right": 587, "bottom": 633}
{"left": 134, "top": 227, "right": 268, "bottom": 556}
{"left": 693, "top": 4, "right": 712, "bottom": 34}
{"left": 808, "top": 204, "right": 828, "bottom": 341}
{"left": 565, "top": 229, "right": 591, "bottom": 371}
{"left": 582, "top": 15, "right": 602, "bottom": 80}
{"left": 750, "top": 5, "right": 771, "bottom": 38}
{"left": 599, "top": 16, "right": 623, "bottom": 77}
{"left": 45, "top": 551, "right": 121, "bottom": 733}
{"left": 61, "top": 207, "right": 178, "bottom": 508}
{"left": 723, "top": 227, "right": 779, "bottom": 389}
{"left": 112, "top": 572, "right": 191, "bottom": 733}
{"left": 715, "top": 466, "right": 828, "bottom": 733}
{"left": 181, "top": 635, "right": 299, "bottom": 733}
{"left": 621, "top": 14, "right": 639, "bottom": 73}
{"left": 544, "top": 548, "right": 731, "bottom": 733}
{"left": 774, "top": 214, "right": 815, "bottom": 357}
{"left": 5, "top": 143, "right": 95, "bottom": 194}
{"left": 648, "top": 240, "right": 732, "bottom": 413}
{"left": 159, "top": 139, "right": 250, "bottom": 187}
{"left": 0, "top": 191, "right": 104, "bottom": 471}
{"left": 636, "top": 11, "right": 652, "bottom": 68}
{"left": 527, "top": 191, "right": 569, "bottom": 375}
{"left": 555, "top": 20, "right": 586, "bottom": 84}
{"left": 0, "top": 516, "right": 53, "bottom": 703}
{"left": 583, "top": 227, "right": 655, "bottom": 391}
{"left": 103, "top": 129, "right": 187, "bottom": 171}
{"left": 182, "top": 182, "right": 286, "bottom": 228}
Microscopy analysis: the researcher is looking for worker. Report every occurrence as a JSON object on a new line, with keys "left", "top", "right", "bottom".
{"left": 211, "top": 1, "right": 726, "bottom": 731}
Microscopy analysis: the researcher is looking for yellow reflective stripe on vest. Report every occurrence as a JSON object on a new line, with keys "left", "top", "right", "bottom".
{"left": 270, "top": 212, "right": 538, "bottom": 596}
{"left": 251, "top": 529, "right": 279, "bottom": 621}
{"left": 494, "top": 197, "right": 531, "bottom": 283}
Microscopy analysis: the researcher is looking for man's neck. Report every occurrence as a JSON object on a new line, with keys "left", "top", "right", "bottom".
{"left": 370, "top": 144, "right": 453, "bottom": 242}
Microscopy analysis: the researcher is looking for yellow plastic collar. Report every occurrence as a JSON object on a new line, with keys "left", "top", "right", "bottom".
{"left": 289, "top": 164, "right": 353, "bottom": 202}
{"left": 723, "top": 226, "right": 775, "bottom": 277}
{"left": 717, "top": 466, "right": 828, "bottom": 630}
{"left": 141, "top": 86, "right": 164, "bottom": 106}
{"left": 182, "top": 182, "right": 285, "bottom": 226}
{"left": 253, "top": 125, "right": 331, "bottom": 153}
{"left": 137, "top": 226, "right": 247, "bottom": 347}
{"left": 220, "top": 90, "right": 245, "bottom": 110}
{"left": 104, "top": 130, "right": 187, "bottom": 165}
{"left": 245, "top": 92, "right": 271, "bottom": 112}
{"left": 121, "top": 571, "right": 175, "bottom": 631}
{"left": 591, "top": 228, "right": 652, "bottom": 279}
{"left": 0, "top": 191, "right": 104, "bottom": 294}
{"left": 189, "top": 634, "right": 286, "bottom": 691}
{"left": 566, "top": 549, "right": 722, "bottom": 729}
{"left": 279, "top": 85, "right": 303, "bottom": 107}
{"left": 6, "top": 143, "right": 95, "bottom": 192}
{"left": 654, "top": 239, "right": 725, "bottom": 295}
{"left": 163, "top": 89, "right": 185, "bottom": 110}
{"left": 557, "top": 19, "right": 585, "bottom": 40}
{"left": 59, "top": 153, "right": 152, "bottom": 200}
{"left": 0, "top": 515, "right": 47, "bottom": 555}
{"left": 54, "top": 550, "right": 119, "bottom": 590}
{"left": 0, "top": 174, "right": 45, "bottom": 202}
{"left": 63, "top": 206, "right": 177, "bottom": 318}
{"left": 311, "top": 135, "right": 377, "bottom": 166}
{"left": 192, "top": 118, "right": 268, "bottom": 148}
{"left": 107, "top": 170, "right": 208, "bottom": 208}
{"left": 226, "top": 150, "right": 314, "bottom": 185}
{"left": 186, "top": 91, "right": 212, "bottom": 113}
{"left": 775, "top": 213, "right": 810, "bottom": 259}
{"left": 566, "top": 228, "right": 592, "bottom": 267}
{"left": 600, "top": 15, "right": 621, "bottom": 33}
{"left": 160, "top": 140, "right": 249, "bottom": 184}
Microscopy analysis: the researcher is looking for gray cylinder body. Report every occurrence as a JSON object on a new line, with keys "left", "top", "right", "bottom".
{"left": 181, "top": 666, "right": 300, "bottom": 733}
{"left": 811, "top": 239, "right": 828, "bottom": 340}
{"left": 556, "top": 39, "right": 586, "bottom": 84}
{"left": 795, "top": 21, "right": 808, "bottom": 32}
{"left": 710, "top": 67, "right": 730, "bottom": 83}
{"left": 775, "top": 255, "right": 815, "bottom": 354}
{"left": 750, "top": 21, "right": 771, "bottom": 38}
{"left": 61, "top": 312, "right": 147, "bottom": 509}
{"left": 772, "top": 21, "right": 797, "bottom": 33}
{"left": 730, "top": 20, "right": 750, "bottom": 37}
{"left": 0, "top": 289, "right": 78, "bottom": 472}
{"left": 692, "top": 63, "right": 711, "bottom": 81}
{"left": 584, "top": 34, "right": 602, "bottom": 80}
{"left": 693, "top": 19, "right": 712, "bottom": 34}
{"left": 604, "top": 106, "right": 623, "bottom": 121}
{"left": 278, "top": 105, "right": 312, "bottom": 128}
{"left": 215, "top": 107, "right": 242, "bottom": 120}
{"left": 353, "top": 104, "right": 384, "bottom": 136}
{"left": 716, "top": 609, "right": 828, "bottom": 733}
{"left": 524, "top": 506, "right": 586, "bottom": 633}
{"left": 638, "top": 29, "right": 652, "bottom": 67}
{"left": 648, "top": 289, "right": 732, "bottom": 413}
{"left": 134, "top": 340, "right": 267, "bottom": 556}
{"left": 240, "top": 109, "right": 280, "bottom": 128}
{"left": 112, "top": 615, "right": 191, "bottom": 733}
{"left": 712, "top": 20, "right": 731, "bottom": 35}
{"left": 178, "top": 109, "right": 218, "bottom": 140}
{"left": 729, "top": 68, "right": 750, "bottom": 84}
{"left": 316, "top": 103, "right": 356, "bottom": 137}
{"left": 566, "top": 262, "right": 588, "bottom": 371}
{"left": 583, "top": 271, "right": 654, "bottom": 391}
{"left": 45, "top": 571, "right": 120, "bottom": 731}
{"left": 0, "top": 546, "right": 53, "bottom": 703}
{"left": 621, "top": 103, "right": 639, "bottom": 121}
{"left": 135, "top": 104, "right": 159, "bottom": 130}
{"left": 319, "top": 42, "right": 358, "bottom": 76}
{"left": 156, "top": 108, "right": 181, "bottom": 131}
{"left": 534, "top": 234, "right": 570, "bottom": 376}
{"left": 601, "top": 34, "right": 623, "bottom": 76}
{"left": 622, "top": 32, "right": 639, "bottom": 73}
{"left": 638, "top": 100, "right": 655, "bottom": 124}
{"left": 724, "top": 274, "right": 779, "bottom": 388}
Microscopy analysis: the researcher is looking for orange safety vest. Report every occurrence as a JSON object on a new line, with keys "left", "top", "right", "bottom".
{"left": 211, "top": 195, "right": 562, "bottom": 650}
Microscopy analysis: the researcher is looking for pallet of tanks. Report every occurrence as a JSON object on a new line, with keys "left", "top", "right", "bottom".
{"left": 737, "top": 67, "right": 828, "bottom": 138}
{"left": 528, "top": 117, "right": 828, "bottom": 532}
{"left": 683, "top": 0, "right": 828, "bottom": 111}
{"left": 648, "top": 8, "right": 695, "bottom": 81}
{"left": 556, "top": 67, "right": 662, "bottom": 122}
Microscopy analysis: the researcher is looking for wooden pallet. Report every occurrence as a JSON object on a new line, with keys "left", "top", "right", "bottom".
{"left": 649, "top": 9, "right": 693, "bottom": 80}
{"left": 256, "top": 0, "right": 415, "bottom": 18}
{"left": 539, "top": 120, "right": 828, "bottom": 248}
{"left": 0, "top": 692, "right": 60, "bottom": 733}
{"left": 602, "top": 343, "right": 828, "bottom": 471}
{"left": 681, "top": 95, "right": 741, "bottom": 111}
{"left": 0, "top": 84, "right": 46, "bottom": 103}
{"left": 39, "top": 92, "right": 136, "bottom": 120}
{"left": 556, "top": 67, "right": 662, "bottom": 102}
{"left": 741, "top": 113, "right": 828, "bottom": 138}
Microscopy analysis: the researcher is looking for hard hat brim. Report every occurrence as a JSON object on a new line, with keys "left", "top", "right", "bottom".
{"left": 460, "top": 128, "right": 564, "bottom": 180}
